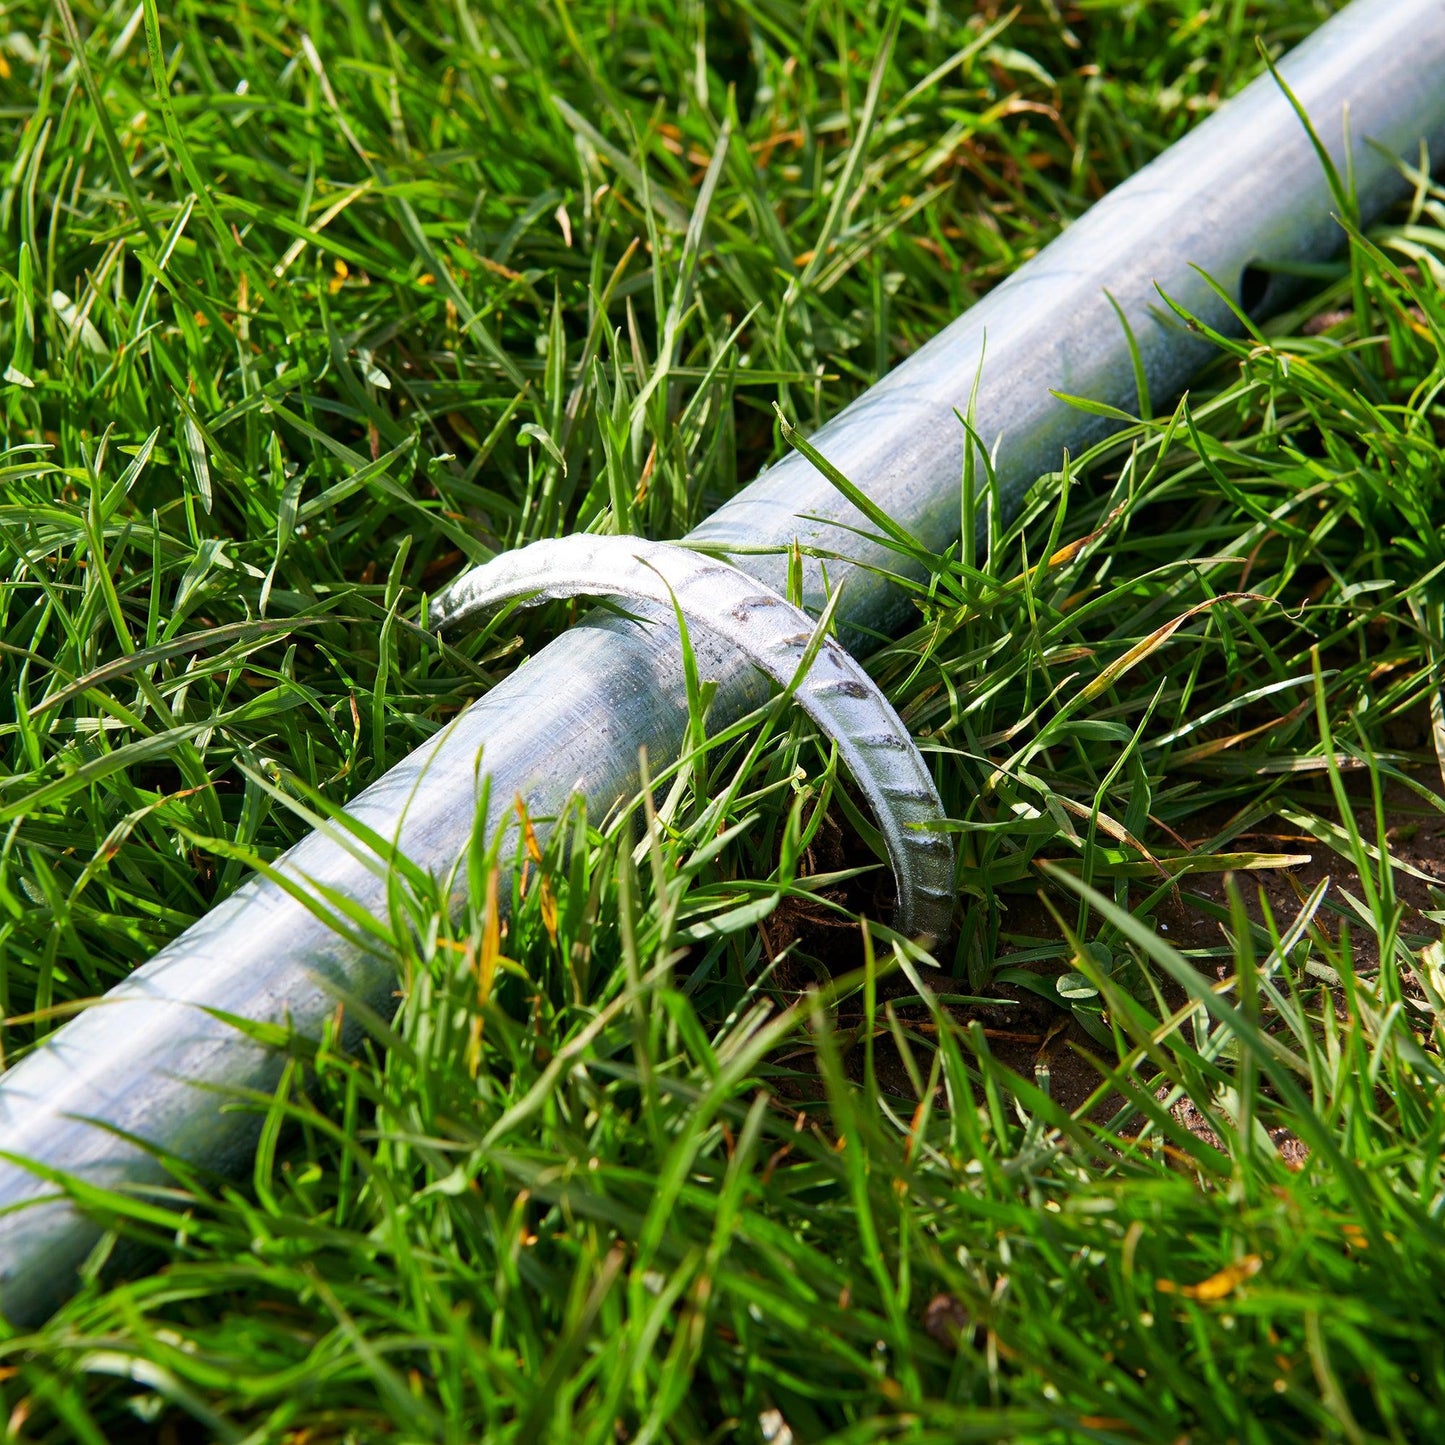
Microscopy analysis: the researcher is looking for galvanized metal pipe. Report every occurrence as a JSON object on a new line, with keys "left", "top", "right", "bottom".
{"left": 3, "top": 0, "right": 1444, "bottom": 1326}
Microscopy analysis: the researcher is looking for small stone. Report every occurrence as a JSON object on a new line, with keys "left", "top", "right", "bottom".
{"left": 923, "top": 1292, "right": 971, "bottom": 1351}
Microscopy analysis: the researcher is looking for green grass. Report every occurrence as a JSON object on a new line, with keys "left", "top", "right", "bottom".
{"left": 4, "top": 0, "right": 1445, "bottom": 1439}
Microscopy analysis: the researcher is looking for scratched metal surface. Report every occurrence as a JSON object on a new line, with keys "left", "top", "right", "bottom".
{"left": 2, "top": 0, "right": 1444, "bottom": 1325}
{"left": 433, "top": 535, "right": 956, "bottom": 936}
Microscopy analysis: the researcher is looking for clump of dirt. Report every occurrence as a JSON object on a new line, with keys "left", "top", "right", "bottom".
{"left": 1163, "top": 1088, "right": 1310, "bottom": 1171}
{"left": 759, "top": 731, "right": 1445, "bottom": 1127}
{"left": 753, "top": 804, "right": 1113, "bottom": 1114}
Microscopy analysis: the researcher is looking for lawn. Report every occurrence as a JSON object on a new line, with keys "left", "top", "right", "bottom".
{"left": 3, "top": 0, "right": 1445, "bottom": 1439}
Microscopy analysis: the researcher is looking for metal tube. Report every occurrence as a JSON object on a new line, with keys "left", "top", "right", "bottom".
{"left": 3, "top": 0, "right": 1444, "bottom": 1325}
{"left": 430, "top": 536, "right": 959, "bottom": 935}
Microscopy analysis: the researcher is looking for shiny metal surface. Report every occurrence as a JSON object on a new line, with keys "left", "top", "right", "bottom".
{"left": 2, "top": 0, "right": 1444, "bottom": 1326}
{"left": 434, "top": 536, "right": 956, "bottom": 936}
